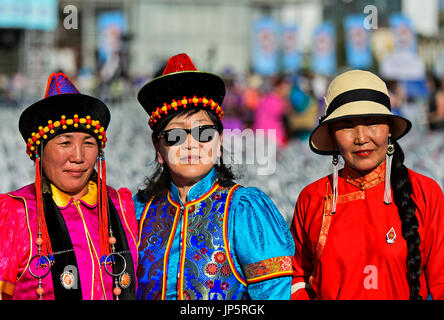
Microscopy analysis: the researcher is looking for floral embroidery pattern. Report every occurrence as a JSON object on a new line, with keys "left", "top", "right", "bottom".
{"left": 242, "top": 256, "right": 292, "bottom": 282}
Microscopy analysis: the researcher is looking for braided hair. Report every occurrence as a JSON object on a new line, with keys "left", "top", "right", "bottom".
{"left": 391, "top": 140, "right": 422, "bottom": 300}
{"left": 136, "top": 107, "right": 236, "bottom": 203}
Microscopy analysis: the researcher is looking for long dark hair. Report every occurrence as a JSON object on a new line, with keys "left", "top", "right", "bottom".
{"left": 391, "top": 140, "right": 422, "bottom": 300}
{"left": 136, "top": 107, "right": 236, "bottom": 203}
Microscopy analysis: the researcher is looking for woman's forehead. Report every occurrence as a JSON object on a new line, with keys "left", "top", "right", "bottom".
{"left": 52, "top": 132, "right": 95, "bottom": 140}
{"left": 165, "top": 110, "right": 214, "bottom": 128}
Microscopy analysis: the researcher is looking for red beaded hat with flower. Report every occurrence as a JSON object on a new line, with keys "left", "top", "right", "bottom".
{"left": 137, "top": 53, "right": 225, "bottom": 128}
{"left": 19, "top": 72, "right": 110, "bottom": 160}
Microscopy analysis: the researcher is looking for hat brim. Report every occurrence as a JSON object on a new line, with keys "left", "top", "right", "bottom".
{"left": 19, "top": 93, "right": 110, "bottom": 143}
{"left": 137, "top": 71, "right": 225, "bottom": 115}
{"left": 309, "top": 101, "right": 412, "bottom": 155}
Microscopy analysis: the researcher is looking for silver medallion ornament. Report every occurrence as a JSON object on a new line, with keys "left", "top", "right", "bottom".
{"left": 119, "top": 272, "right": 131, "bottom": 289}
{"left": 60, "top": 271, "right": 75, "bottom": 289}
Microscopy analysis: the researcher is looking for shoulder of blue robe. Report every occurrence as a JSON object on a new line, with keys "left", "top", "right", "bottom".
{"left": 229, "top": 186, "right": 294, "bottom": 283}
{"left": 133, "top": 192, "right": 150, "bottom": 221}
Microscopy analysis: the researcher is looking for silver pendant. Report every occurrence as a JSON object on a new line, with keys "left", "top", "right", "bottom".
{"left": 60, "top": 271, "right": 75, "bottom": 289}
{"left": 386, "top": 227, "right": 396, "bottom": 244}
{"left": 119, "top": 272, "right": 131, "bottom": 289}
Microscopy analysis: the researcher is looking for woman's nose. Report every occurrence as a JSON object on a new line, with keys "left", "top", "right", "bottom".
{"left": 354, "top": 125, "right": 370, "bottom": 145}
{"left": 186, "top": 132, "right": 199, "bottom": 149}
{"left": 70, "top": 144, "right": 84, "bottom": 163}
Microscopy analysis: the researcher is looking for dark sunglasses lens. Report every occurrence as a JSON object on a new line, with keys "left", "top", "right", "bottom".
{"left": 163, "top": 129, "right": 187, "bottom": 146}
{"left": 195, "top": 126, "right": 217, "bottom": 143}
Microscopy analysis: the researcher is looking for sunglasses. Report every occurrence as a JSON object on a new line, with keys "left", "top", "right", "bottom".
{"left": 159, "top": 125, "right": 219, "bottom": 146}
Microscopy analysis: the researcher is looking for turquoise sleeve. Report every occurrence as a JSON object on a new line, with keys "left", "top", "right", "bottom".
{"left": 229, "top": 186, "right": 295, "bottom": 300}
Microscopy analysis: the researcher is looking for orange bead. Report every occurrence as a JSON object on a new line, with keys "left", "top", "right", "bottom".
{"left": 108, "top": 236, "right": 117, "bottom": 245}
{"left": 35, "top": 237, "right": 43, "bottom": 246}
{"left": 121, "top": 274, "right": 130, "bottom": 286}
{"left": 113, "top": 286, "right": 121, "bottom": 296}
{"left": 36, "top": 287, "right": 44, "bottom": 296}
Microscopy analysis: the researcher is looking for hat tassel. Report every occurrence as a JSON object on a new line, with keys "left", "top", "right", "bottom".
{"left": 332, "top": 154, "right": 339, "bottom": 214}
{"left": 35, "top": 154, "right": 52, "bottom": 258}
{"left": 384, "top": 140, "right": 395, "bottom": 205}
{"left": 97, "top": 154, "right": 110, "bottom": 262}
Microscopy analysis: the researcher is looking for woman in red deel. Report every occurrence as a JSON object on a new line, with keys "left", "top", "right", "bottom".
{"left": 291, "top": 70, "right": 444, "bottom": 300}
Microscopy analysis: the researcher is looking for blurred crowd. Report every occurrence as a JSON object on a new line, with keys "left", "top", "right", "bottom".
{"left": 1, "top": 66, "right": 444, "bottom": 149}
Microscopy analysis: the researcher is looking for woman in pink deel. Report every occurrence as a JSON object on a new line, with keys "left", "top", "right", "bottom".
{"left": 0, "top": 73, "right": 138, "bottom": 300}
{"left": 253, "top": 76, "right": 291, "bottom": 149}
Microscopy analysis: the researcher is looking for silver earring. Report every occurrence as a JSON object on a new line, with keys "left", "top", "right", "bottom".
{"left": 384, "top": 138, "right": 395, "bottom": 205}
{"left": 331, "top": 153, "right": 339, "bottom": 214}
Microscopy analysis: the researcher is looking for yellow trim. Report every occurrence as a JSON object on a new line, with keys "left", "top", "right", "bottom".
{"left": 137, "top": 197, "right": 154, "bottom": 248}
{"left": 222, "top": 185, "right": 247, "bottom": 287}
{"left": 116, "top": 191, "right": 138, "bottom": 254}
{"left": 6, "top": 194, "right": 33, "bottom": 283}
{"left": 0, "top": 280, "right": 15, "bottom": 296}
{"left": 74, "top": 201, "right": 107, "bottom": 300}
{"left": 177, "top": 207, "right": 189, "bottom": 300}
{"left": 246, "top": 270, "right": 293, "bottom": 284}
{"left": 160, "top": 201, "right": 181, "bottom": 300}
{"left": 51, "top": 181, "right": 98, "bottom": 208}
{"left": 166, "top": 182, "right": 221, "bottom": 299}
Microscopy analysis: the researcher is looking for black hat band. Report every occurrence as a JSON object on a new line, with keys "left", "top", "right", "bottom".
{"left": 322, "top": 89, "right": 391, "bottom": 123}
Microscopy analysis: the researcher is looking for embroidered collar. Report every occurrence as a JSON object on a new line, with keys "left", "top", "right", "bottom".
{"left": 50, "top": 180, "right": 98, "bottom": 209}
{"left": 170, "top": 167, "right": 218, "bottom": 205}
{"left": 343, "top": 160, "right": 386, "bottom": 190}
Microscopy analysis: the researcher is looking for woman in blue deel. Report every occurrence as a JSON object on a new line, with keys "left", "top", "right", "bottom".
{"left": 134, "top": 53, "right": 294, "bottom": 300}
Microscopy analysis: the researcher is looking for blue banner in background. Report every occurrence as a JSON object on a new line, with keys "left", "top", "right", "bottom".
{"left": 0, "top": 0, "right": 58, "bottom": 30}
{"left": 97, "top": 11, "right": 127, "bottom": 65}
{"left": 389, "top": 14, "right": 417, "bottom": 53}
{"left": 311, "top": 22, "right": 336, "bottom": 76}
{"left": 344, "top": 15, "right": 372, "bottom": 69}
{"left": 281, "top": 24, "right": 302, "bottom": 74}
{"left": 252, "top": 17, "right": 280, "bottom": 76}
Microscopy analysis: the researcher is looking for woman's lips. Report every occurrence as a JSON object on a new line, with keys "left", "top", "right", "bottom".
{"left": 354, "top": 150, "right": 373, "bottom": 157}
{"left": 65, "top": 170, "right": 86, "bottom": 177}
{"left": 180, "top": 155, "right": 201, "bottom": 163}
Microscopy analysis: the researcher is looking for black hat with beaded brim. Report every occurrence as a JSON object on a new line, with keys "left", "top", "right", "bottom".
{"left": 137, "top": 53, "right": 225, "bottom": 129}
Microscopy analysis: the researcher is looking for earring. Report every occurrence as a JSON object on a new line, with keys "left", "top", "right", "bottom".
{"left": 384, "top": 138, "right": 395, "bottom": 205}
{"left": 331, "top": 153, "right": 339, "bottom": 214}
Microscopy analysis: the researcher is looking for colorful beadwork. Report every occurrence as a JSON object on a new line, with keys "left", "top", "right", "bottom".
{"left": 148, "top": 95, "right": 224, "bottom": 128}
{"left": 26, "top": 114, "right": 107, "bottom": 159}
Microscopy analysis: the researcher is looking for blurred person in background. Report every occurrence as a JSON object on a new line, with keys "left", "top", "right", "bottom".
{"left": 0, "top": 73, "right": 137, "bottom": 300}
{"left": 427, "top": 76, "right": 444, "bottom": 131}
{"left": 220, "top": 67, "right": 247, "bottom": 131}
{"left": 135, "top": 53, "right": 294, "bottom": 300}
{"left": 241, "top": 73, "right": 262, "bottom": 128}
{"left": 385, "top": 79, "right": 406, "bottom": 117}
{"left": 291, "top": 70, "right": 444, "bottom": 300}
{"left": 253, "top": 75, "right": 292, "bottom": 149}
{"left": 283, "top": 73, "right": 318, "bottom": 141}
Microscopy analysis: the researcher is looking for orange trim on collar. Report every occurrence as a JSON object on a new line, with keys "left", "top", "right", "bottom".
{"left": 343, "top": 160, "right": 386, "bottom": 190}
{"left": 167, "top": 182, "right": 220, "bottom": 208}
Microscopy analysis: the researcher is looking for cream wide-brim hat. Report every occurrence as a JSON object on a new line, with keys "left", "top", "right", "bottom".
{"left": 309, "top": 70, "right": 412, "bottom": 155}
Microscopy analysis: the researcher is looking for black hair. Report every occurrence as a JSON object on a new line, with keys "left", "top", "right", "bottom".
{"left": 391, "top": 140, "right": 422, "bottom": 300}
{"left": 136, "top": 107, "right": 236, "bottom": 203}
